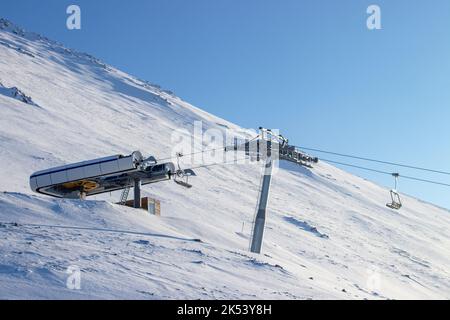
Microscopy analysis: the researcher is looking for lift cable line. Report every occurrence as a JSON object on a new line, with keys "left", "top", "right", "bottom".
{"left": 182, "top": 154, "right": 450, "bottom": 188}
{"left": 159, "top": 141, "right": 450, "bottom": 178}
{"left": 399, "top": 174, "right": 450, "bottom": 187}
{"left": 294, "top": 146, "right": 450, "bottom": 176}
{"left": 189, "top": 156, "right": 253, "bottom": 171}
{"left": 156, "top": 135, "right": 262, "bottom": 163}
{"left": 159, "top": 143, "right": 450, "bottom": 187}
{"left": 155, "top": 147, "right": 225, "bottom": 163}
{"left": 321, "top": 158, "right": 450, "bottom": 187}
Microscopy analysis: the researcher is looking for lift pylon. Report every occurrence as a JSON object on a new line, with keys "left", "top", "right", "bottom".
{"left": 250, "top": 129, "right": 274, "bottom": 253}
{"left": 246, "top": 127, "right": 318, "bottom": 254}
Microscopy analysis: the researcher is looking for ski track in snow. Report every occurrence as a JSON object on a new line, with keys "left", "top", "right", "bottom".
{"left": 0, "top": 18, "right": 449, "bottom": 299}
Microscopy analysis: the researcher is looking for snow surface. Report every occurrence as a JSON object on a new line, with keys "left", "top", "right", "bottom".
{"left": 0, "top": 18, "right": 449, "bottom": 299}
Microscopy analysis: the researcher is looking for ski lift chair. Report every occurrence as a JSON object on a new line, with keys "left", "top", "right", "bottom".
{"left": 386, "top": 190, "right": 402, "bottom": 210}
{"left": 174, "top": 168, "right": 196, "bottom": 188}
{"left": 386, "top": 173, "right": 402, "bottom": 210}
{"left": 173, "top": 152, "right": 196, "bottom": 188}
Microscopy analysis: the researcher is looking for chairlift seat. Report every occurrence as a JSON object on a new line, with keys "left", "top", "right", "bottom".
{"left": 174, "top": 180, "right": 193, "bottom": 188}
{"left": 386, "top": 189, "right": 402, "bottom": 210}
{"left": 173, "top": 168, "right": 195, "bottom": 188}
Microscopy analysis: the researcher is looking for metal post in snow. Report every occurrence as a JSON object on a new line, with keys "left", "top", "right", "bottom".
{"left": 134, "top": 178, "right": 141, "bottom": 208}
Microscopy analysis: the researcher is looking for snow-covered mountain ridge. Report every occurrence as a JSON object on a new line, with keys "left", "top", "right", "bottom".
{"left": 0, "top": 19, "right": 449, "bottom": 299}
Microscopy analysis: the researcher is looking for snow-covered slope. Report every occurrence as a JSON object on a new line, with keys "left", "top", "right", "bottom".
{"left": 0, "top": 19, "right": 449, "bottom": 299}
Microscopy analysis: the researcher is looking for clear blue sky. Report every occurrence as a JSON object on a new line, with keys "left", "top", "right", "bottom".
{"left": 1, "top": 0, "right": 450, "bottom": 209}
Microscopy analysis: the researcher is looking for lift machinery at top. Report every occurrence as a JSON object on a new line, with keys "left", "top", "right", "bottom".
{"left": 29, "top": 151, "right": 191, "bottom": 200}
{"left": 225, "top": 127, "right": 319, "bottom": 168}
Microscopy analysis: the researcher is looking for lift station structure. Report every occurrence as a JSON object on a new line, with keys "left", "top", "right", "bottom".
{"left": 29, "top": 127, "right": 318, "bottom": 254}
{"left": 29, "top": 151, "right": 193, "bottom": 209}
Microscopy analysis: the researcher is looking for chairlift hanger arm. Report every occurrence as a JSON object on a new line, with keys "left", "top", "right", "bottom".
{"left": 172, "top": 152, "right": 196, "bottom": 188}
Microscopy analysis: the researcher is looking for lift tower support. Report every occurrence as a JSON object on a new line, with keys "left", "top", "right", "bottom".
{"left": 250, "top": 154, "right": 273, "bottom": 253}
{"left": 250, "top": 129, "right": 274, "bottom": 254}
{"left": 224, "top": 127, "right": 319, "bottom": 254}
